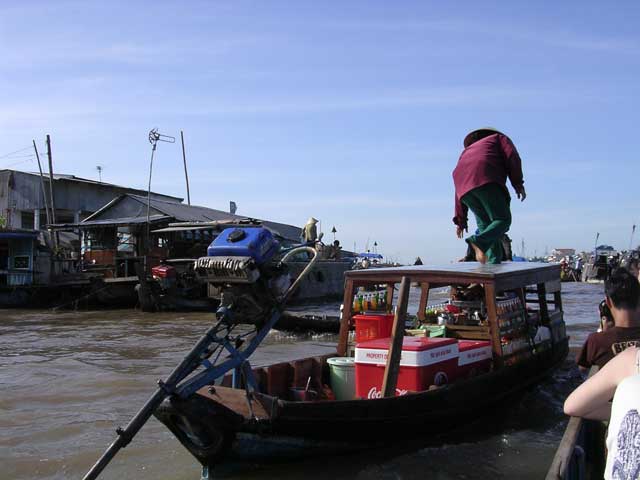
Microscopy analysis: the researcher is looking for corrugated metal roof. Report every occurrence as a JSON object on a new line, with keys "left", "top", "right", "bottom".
{"left": 56, "top": 215, "right": 170, "bottom": 228}
{"left": 3, "top": 170, "right": 183, "bottom": 201}
{"left": 82, "top": 194, "right": 302, "bottom": 241}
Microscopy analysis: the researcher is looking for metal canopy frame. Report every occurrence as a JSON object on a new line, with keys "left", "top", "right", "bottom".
{"left": 338, "top": 262, "right": 561, "bottom": 366}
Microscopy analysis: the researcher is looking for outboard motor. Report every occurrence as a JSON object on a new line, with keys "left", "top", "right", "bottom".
{"left": 82, "top": 226, "right": 319, "bottom": 480}
{"left": 195, "top": 227, "right": 292, "bottom": 325}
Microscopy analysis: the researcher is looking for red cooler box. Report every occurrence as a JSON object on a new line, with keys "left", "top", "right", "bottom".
{"left": 354, "top": 314, "right": 394, "bottom": 343}
{"left": 355, "top": 337, "right": 459, "bottom": 398}
{"left": 456, "top": 340, "right": 492, "bottom": 379}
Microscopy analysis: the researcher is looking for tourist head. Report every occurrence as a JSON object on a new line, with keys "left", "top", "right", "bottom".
{"left": 605, "top": 267, "right": 640, "bottom": 312}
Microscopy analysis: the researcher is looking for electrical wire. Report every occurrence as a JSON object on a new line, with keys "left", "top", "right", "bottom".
{"left": 0, "top": 146, "right": 33, "bottom": 160}
{"left": 2, "top": 157, "right": 34, "bottom": 169}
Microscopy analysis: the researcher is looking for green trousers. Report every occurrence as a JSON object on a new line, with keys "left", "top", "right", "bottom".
{"left": 462, "top": 183, "right": 512, "bottom": 264}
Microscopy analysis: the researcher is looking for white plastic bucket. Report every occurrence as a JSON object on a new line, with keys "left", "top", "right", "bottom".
{"left": 327, "top": 357, "right": 355, "bottom": 400}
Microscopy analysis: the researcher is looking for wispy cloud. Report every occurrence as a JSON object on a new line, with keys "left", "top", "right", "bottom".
{"left": 326, "top": 18, "right": 640, "bottom": 55}
{"left": 0, "top": 84, "right": 600, "bottom": 129}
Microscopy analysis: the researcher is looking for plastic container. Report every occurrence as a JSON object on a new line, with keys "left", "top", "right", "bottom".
{"left": 354, "top": 314, "right": 394, "bottom": 343}
{"left": 455, "top": 340, "right": 492, "bottom": 380}
{"left": 327, "top": 357, "right": 355, "bottom": 400}
{"left": 207, "top": 227, "right": 279, "bottom": 265}
{"left": 151, "top": 265, "right": 176, "bottom": 278}
{"left": 354, "top": 337, "right": 459, "bottom": 398}
{"left": 289, "top": 387, "right": 318, "bottom": 402}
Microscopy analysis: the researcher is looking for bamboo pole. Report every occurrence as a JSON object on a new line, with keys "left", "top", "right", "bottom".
{"left": 180, "top": 131, "right": 191, "bottom": 206}
{"left": 381, "top": 276, "right": 410, "bottom": 397}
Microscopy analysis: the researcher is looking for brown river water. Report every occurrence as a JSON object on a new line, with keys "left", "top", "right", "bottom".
{"left": 1, "top": 283, "right": 603, "bottom": 480}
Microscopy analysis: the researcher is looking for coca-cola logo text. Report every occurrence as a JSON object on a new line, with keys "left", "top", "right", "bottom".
{"left": 367, "top": 386, "right": 409, "bottom": 398}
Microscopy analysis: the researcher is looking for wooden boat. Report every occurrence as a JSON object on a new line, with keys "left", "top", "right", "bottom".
{"left": 154, "top": 262, "right": 569, "bottom": 476}
{"left": 545, "top": 366, "right": 607, "bottom": 480}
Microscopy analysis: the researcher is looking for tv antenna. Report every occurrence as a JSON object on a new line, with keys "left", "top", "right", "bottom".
{"left": 96, "top": 165, "right": 104, "bottom": 182}
{"left": 145, "top": 128, "right": 175, "bottom": 270}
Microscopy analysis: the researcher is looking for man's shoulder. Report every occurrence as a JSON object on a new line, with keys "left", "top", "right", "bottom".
{"left": 583, "top": 329, "right": 616, "bottom": 349}
{"left": 609, "top": 325, "right": 640, "bottom": 335}
{"left": 585, "top": 330, "right": 608, "bottom": 342}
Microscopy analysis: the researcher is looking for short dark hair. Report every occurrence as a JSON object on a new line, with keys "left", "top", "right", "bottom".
{"left": 605, "top": 267, "right": 640, "bottom": 310}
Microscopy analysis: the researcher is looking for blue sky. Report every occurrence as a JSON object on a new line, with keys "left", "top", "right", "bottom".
{"left": 1, "top": 1, "right": 639, "bottom": 263}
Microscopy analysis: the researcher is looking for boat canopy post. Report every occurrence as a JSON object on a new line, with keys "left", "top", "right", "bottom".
{"left": 381, "top": 276, "right": 410, "bottom": 397}
{"left": 417, "top": 282, "right": 430, "bottom": 321}
{"left": 483, "top": 282, "right": 503, "bottom": 366}
{"left": 337, "top": 279, "right": 355, "bottom": 356}
{"left": 385, "top": 284, "right": 394, "bottom": 307}
{"left": 537, "top": 282, "right": 549, "bottom": 324}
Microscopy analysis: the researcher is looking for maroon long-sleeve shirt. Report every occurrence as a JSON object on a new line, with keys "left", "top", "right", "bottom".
{"left": 452, "top": 133, "right": 524, "bottom": 229}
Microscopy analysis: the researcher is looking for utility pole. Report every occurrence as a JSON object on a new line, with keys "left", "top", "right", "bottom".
{"left": 180, "top": 131, "right": 191, "bottom": 205}
{"left": 145, "top": 129, "right": 175, "bottom": 272}
{"left": 33, "top": 139, "right": 51, "bottom": 227}
{"left": 46, "top": 135, "right": 58, "bottom": 247}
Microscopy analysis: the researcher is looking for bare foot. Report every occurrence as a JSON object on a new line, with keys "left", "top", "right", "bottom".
{"left": 469, "top": 241, "right": 487, "bottom": 264}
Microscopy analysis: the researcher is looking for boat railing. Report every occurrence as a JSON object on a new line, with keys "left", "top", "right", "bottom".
{"left": 545, "top": 366, "right": 607, "bottom": 480}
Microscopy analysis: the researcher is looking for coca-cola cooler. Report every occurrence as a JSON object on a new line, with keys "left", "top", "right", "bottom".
{"left": 456, "top": 340, "right": 492, "bottom": 379}
{"left": 354, "top": 337, "right": 459, "bottom": 399}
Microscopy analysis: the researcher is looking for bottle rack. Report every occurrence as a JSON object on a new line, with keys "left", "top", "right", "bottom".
{"left": 497, "top": 297, "right": 531, "bottom": 356}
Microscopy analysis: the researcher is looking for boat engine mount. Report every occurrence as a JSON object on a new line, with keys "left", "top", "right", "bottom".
{"left": 195, "top": 227, "right": 294, "bottom": 325}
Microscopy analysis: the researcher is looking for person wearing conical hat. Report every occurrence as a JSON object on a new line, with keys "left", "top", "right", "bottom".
{"left": 302, "top": 217, "right": 319, "bottom": 243}
{"left": 452, "top": 128, "right": 526, "bottom": 264}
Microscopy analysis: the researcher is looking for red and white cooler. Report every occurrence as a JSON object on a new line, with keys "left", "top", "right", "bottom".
{"left": 354, "top": 337, "right": 459, "bottom": 398}
{"left": 456, "top": 340, "right": 492, "bottom": 379}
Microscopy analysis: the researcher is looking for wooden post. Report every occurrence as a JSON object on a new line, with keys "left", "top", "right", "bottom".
{"left": 553, "top": 291, "right": 563, "bottom": 312}
{"left": 385, "top": 284, "right": 394, "bottom": 312}
{"left": 180, "top": 131, "right": 191, "bottom": 206}
{"left": 381, "top": 276, "right": 410, "bottom": 397}
{"left": 484, "top": 282, "right": 503, "bottom": 367}
{"left": 417, "top": 282, "right": 430, "bottom": 321}
{"left": 537, "top": 282, "right": 549, "bottom": 323}
{"left": 32, "top": 140, "right": 51, "bottom": 227}
{"left": 337, "top": 279, "right": 355, "bottom": 357}
{"left": 45, "top": 135, "right": 58, "bottom": 248}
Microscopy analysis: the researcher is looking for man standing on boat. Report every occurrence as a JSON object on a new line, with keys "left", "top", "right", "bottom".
{"left": 301, "top": 217, "right": 319, "bottom": 244}
{"left": 452, "top": 128, "right": 526, "bottom": 264}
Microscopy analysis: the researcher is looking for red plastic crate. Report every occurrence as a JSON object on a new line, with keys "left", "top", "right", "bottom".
{"left": 151, "top": 265, "right": 176, "bottom": 278}
{"left": 354, "top": 337, "right": 459, "bottom": 398}
{"left": 455, "top": 340, "right": 492, "bottom": 380}
{"left": 354, "top": 314, "right": 394, "bottom": 343}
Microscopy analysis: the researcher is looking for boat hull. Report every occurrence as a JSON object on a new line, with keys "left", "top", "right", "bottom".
{"left": 155, "top": 338, "right": 569, "bottom": 466}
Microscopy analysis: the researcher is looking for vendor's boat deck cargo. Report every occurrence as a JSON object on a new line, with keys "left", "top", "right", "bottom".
{"left": 153, "top": 261, "right": 568, "bottom": 476}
